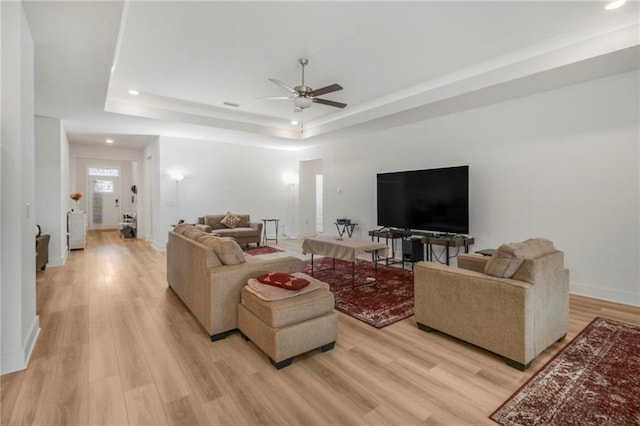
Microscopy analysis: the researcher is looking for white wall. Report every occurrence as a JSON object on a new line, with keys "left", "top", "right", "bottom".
{"left": 140, "top": 138, "right": 159, "bottom": 241}
{"left": 35, "top": 116, "right": 68, "bottom": 266}
{"left": 299, "top": 70, "right": 640, "bottom": 306}
{"left": 1, "top": 1, "right": 40, "bottom": 374}
{"left": 152, "top": 136, "right": 298, "bottom": 249}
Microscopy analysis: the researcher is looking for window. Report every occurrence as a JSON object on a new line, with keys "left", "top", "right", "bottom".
{"left": 88, "top": 167, "right": 119, "bottom": 177}
{"left": 93, "top": 180, "right": 114, "bottom": 193}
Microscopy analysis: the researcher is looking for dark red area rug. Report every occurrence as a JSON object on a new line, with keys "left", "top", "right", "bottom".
{"left": 243, "top": 245, "right": 283, "bottom": 256}
{"left": 490, "top": 317, "right": 640, "bottom": 426}
{"left": 302, "top": 257, "right": 414, "bottom": 328}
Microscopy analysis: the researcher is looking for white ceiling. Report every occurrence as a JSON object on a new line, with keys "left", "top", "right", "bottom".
{"left": 23, "top": 1, "right": 640, "bottom": 150}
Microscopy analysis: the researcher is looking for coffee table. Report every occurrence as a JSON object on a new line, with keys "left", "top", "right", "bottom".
{"left": 301, "top": 236, "right": 388, "bottom": 289}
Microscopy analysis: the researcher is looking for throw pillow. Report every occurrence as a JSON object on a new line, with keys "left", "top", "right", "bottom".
{"left": 220, "top": 212, "right": 241, "bottom": 229}
{"left": 256, "top": 272, "right": 310, "bottom": 290}
{"left": 211, "top": 236, "right": 246, "bottom": 265}
{"left": 484, "top": 243, "right": 525, "bottom": 278}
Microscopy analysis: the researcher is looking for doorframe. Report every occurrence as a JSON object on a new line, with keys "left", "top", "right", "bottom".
{"left": 85, "top": 164, "right": 122, "bottom": 230}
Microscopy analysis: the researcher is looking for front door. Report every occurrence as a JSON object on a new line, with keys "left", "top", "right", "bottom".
{"left": 87, "top": 169, "right": 121, "bottom": 230}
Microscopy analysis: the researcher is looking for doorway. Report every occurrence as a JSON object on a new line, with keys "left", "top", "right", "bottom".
{"left": 299, "top": 159, "right": 323, "bottom": 236}
{"left": 86, "top": 166, "right": 121, "bottom": 230}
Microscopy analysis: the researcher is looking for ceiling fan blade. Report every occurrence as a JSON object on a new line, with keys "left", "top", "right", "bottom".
{"left": 309, "top": 83, "right": 343, "bottom": 97}
{"left": 255, "top": 96, "right": 295, "bottom": 100}
{"left": 268, "top": 78, "right": 297, "bottom": 94}
{"left": 313, "top": 98, "right": 347, "bottom": 109}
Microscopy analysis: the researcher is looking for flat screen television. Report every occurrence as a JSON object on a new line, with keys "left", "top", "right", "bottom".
{"left": 377, "top": 165, "right": 469, "bottom": 234}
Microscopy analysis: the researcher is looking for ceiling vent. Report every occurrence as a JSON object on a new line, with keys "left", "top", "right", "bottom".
{"left": 223, "top": 101, "right": 241, "bottom": 108}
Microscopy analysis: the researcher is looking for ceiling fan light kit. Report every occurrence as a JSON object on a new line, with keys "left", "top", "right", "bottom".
{"left": 293, "top": 96, "right": 313, "bottom": 109}
{"left": 263, "top": 58, "right": 347, "bottom": 112}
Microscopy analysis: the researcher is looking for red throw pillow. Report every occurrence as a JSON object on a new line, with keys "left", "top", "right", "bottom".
{"left": 256, "top": 272, "right": 310, "bottom": 291}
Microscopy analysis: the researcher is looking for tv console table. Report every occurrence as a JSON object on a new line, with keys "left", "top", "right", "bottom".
{"left": 368, "top": 229, "right": 407, "bottom": 265}
{"left": 369, "top": 228, "right": 474, "bottom": 266}
{"left": 422, "top": 236, "right": 475, "bottom": 265}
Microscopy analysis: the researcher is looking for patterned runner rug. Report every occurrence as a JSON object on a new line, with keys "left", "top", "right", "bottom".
{"left": 490, "top": 317, "right": 640, "bottom": 426}
{"left": 242, "top": 245, "right": 283, "bottom": 256}
{"left": 302, "top": 257, "right": 414, "bottom": 328}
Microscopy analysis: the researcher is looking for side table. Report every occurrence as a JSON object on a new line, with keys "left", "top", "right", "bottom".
{"left": 262, "top": 218, "right": 280, "bottom": 244}
{"left": 422, "top": 236, "right": 475, "bottom": 265}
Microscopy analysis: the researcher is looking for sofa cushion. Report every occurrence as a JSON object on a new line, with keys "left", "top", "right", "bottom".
{"left": 201, "top": 236, "right": 245, "bottom": 265}
{"left": 183, "top": 228, "right": 208, "bottom": 240}
{"left": 212, "top": 227, "right": 256, "bottom": 239}
{"left": 236, "top": 215, "right": 250, "bottom": 228}
{"left": 518, "top": 238, "right": 555, "bottom": 259}
{"left": 221, "top": 212, "right": 241, "bottom": 229}
{"left": 484, "top": 243, "right": 524, "bottom": 278}
{"left": 173, "top": 223, "right": 194, "bottom": 235}
{"left": 193, "top": 235, "right": 224, "bottom": 267}
{"left": 257, "top": 272, "right": 310, "bottom": 291}
{"left": 484, "top": 238, "right": 556, "bottom": 279}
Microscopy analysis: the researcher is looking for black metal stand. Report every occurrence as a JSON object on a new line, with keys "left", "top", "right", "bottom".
{"left": 261, "top": 218, "right": 280, "bottom": 244}
{"left": 335, "top": 222, "right": 357, "bottom": 237}
{"left": 310, "top": 249, "right": 383, "bottom": 290}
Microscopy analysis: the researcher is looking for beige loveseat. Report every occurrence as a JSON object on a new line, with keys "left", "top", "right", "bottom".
{"left": 167, "top": 224, "right": 301, "bottom": 341}
{"left": 197, "top": 214, "right": 262, "bottom": 246}
{"left": 414, "top": 238, "right": 569, "bottom": 370}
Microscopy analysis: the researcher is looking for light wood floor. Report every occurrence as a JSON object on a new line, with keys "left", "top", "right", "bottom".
{"left": 2, "top": 232, "right": 638, "bottom": 425}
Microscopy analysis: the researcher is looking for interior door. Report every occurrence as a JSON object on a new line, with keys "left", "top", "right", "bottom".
{"left": 89, "top": 177, "right": 120, "bottom": 230}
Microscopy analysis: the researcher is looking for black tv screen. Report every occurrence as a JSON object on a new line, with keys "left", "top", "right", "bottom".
{"left": 377, "top": 166, "right": 469, "bottom": 234}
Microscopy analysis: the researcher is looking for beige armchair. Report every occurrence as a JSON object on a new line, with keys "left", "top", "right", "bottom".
{"left": 414, "top": 238, "right": 569, "bottom": 370}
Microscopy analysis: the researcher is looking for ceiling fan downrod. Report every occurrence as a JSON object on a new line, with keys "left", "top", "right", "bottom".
{"left": 298, "top": 58, "right": 309, "bottom": 86}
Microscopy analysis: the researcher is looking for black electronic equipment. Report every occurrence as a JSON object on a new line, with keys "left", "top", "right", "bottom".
{"left": 377, "top": 165, "right": 469, "bottom": 234}
{"left": 402, "top": 238, "right": 424, "bottom": 263}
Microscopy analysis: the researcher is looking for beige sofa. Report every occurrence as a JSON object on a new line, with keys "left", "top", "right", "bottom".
{"left": 414, "top": 238, "right": 569, "bottom": 370}
{"left": 197, "top": 214, "right": 262, "bottom": 246}
{"left": 167, "top": 224, "right": 301, "bottom": 341}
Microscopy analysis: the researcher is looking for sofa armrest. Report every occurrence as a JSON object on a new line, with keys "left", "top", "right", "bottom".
{"left": 249, "top": 221, "right": 263, "bottom": 236}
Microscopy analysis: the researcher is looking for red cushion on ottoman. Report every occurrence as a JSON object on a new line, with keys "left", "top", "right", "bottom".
{"left": 257, "top": 272, "right": 309, "bottom": 290}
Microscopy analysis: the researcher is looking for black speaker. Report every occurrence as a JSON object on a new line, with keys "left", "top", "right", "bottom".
{"left": 402, "top": 238, "right": 424, "bottom": 262}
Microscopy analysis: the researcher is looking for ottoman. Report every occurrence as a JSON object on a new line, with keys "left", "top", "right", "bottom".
{"left": 237, "top": 274, "right": 337, "bottom": 369}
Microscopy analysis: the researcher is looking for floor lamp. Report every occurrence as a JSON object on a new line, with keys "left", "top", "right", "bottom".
{"left": 172, "top": 174, "right": 184, "bottom": 224}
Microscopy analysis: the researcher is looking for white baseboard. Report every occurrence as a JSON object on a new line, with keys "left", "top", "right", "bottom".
{"left": 48, "top": 251, "right": 68, "bottom": 268}
{"left": 571, "top": 282, "right": 640, "bottom": 307}
{"left": 151, "top": 240, "right": 166, "bottom": 252}
{"left": 1, "top": 316, "right": 40, "bottom": 375}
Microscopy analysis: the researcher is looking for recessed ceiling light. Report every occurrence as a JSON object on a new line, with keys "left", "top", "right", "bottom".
{"left": 605, "top": 0, "right": 626, "bottom": 10}
{"left": 105, "top": 139, "right": 114, "bottom": 144}
{"left": 128, "top": 89, "right": 139, "bottom": 95}
{"left": 291, "top": 120, "right": 299, "bottom": 125}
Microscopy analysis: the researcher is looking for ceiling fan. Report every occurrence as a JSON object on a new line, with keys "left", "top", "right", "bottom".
{"left": 261, "top": 58, "right": 347, "bottom": 111}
